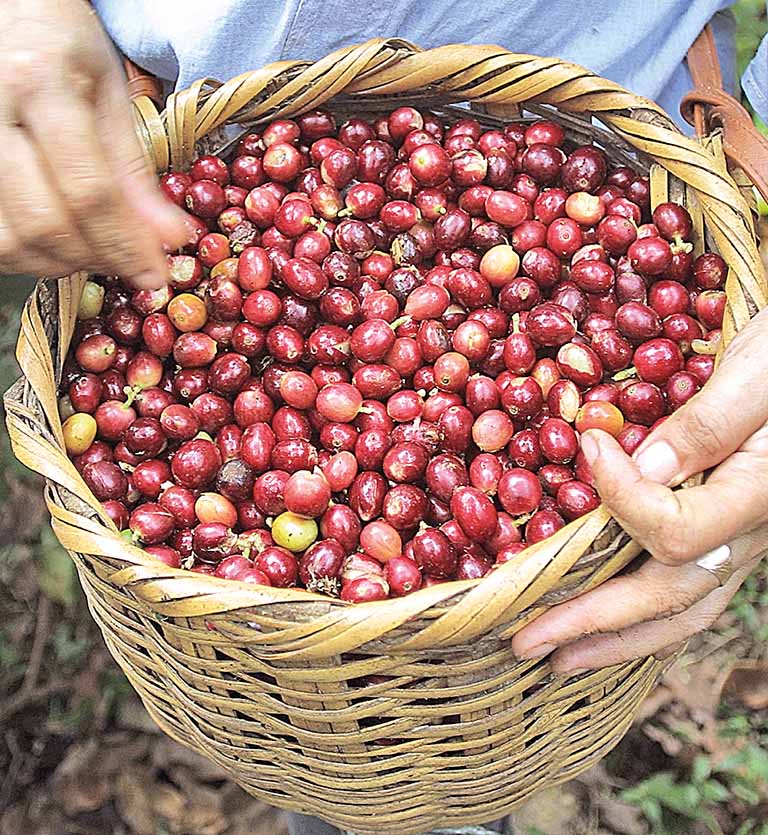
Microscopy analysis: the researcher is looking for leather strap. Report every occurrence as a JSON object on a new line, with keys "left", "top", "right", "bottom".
{"left": 682, "top": 24, "right": 768, "bottom": 200}
{"left": 122, "top": 57, "right": 164, "bottom": 105}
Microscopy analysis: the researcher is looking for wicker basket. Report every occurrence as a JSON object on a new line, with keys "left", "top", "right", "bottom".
{"left": 5, "top": 40, "right": 766, "bottom": 835}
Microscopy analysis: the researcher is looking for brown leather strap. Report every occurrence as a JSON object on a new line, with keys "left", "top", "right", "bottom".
{"left": 682, "top": 24, "right": 768, "bottom": 200}
{"left": 122, "top": 57, "right": 164, "bottom": 105}
{"left": 684, "top": 23, "right": 722, "bottom": 136}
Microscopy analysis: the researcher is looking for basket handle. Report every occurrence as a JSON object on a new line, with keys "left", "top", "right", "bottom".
{"left": 682, "top": 24, "right": 768, "bottom": 200}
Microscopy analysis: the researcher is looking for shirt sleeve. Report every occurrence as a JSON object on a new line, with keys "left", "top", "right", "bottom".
{"left": 742, "top": 30, "right": 768, "bottom": 124}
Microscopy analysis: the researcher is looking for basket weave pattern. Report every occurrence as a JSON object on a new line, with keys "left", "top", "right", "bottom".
{"left": 5, "top": 40, "right": 766, "bottom": 835}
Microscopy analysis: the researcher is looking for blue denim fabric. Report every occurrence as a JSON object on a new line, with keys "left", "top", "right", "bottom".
{"left": 743, "top": 28, "right": 768, "bottom": 123}
{"left": 92, "top": 1, "right": 767, "bottom": 129}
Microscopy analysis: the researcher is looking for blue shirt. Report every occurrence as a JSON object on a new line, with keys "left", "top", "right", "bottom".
{"left": 93, "top": 0, "right": 767, "bottom": 130}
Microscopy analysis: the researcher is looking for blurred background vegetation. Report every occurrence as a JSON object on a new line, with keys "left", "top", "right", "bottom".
{"left": 1, "top": 4, "right": 767, "bottom": 833}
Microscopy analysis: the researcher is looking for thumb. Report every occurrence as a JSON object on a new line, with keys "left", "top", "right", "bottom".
{"left": 580, "top": 430, "right": 674, "bottom": 540}
{"left": 581, "top": 428, "right": 768, "bottom": 565}
{"left": 123, "top": 172, "right": 193, "bottom": 252}
{"left": 632, "top": 318, "right": 768, "bottom": 486}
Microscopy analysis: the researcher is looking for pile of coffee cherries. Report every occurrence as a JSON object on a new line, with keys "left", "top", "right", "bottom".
{"left": 59, "top": 107, "right": 725, "bottom": 602}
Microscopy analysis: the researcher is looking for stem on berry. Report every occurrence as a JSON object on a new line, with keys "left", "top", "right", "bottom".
{"left": 612, "top": 366, "right": 638, "bottom": 381}
{"left": 122, "top": 385, "right": 143, "bottom": 408}
{"left": 389, "top": 315, "right": 412, "bottom": 331}
{"left": 671, "top": 235, "right": 693, "bottom": 255}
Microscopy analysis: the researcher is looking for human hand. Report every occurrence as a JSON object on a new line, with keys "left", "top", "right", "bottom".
{"left": 512, "top": 307, "right": 768, "bottom": 672}
{"left": 0, "top": 0, "right": 189, "bottom": 287}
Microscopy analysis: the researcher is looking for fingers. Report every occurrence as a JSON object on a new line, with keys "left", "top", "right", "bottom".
{"left": 548, "top": 556, "right": 759, "bottom": 672}
{"left": 580, "top": 429, "right": 768, "bottom": 565}
{"left": 510, "top": 558, "right": 720, "bottom": 661}
{"left": 512, "top": 525, "right": 768, "bottom": 668}
{"left": 0, "top": 0, "right": 187, "bottom": 283}
{"left": 95, "top": 59, "right": 190, "bottom": 252}
{"left": 19, "top": 82, "right": 170, "bottom": 288}
{"left": 632, "top": 308, "right": 768, "bottom": 486}
{"left": 0, "top": 199, "right": 61, "bottom": 277}
{"left": 1, "top": 11, "right": 185, "bottom": 287}
{"left": 0, "top": 124, "right": 90, "bottom": 276}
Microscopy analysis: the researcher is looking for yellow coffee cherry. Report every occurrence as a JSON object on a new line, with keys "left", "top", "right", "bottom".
{"left": 271, "top": 512, "right": 318, "bottom": 552}
{"left": 62, "top": 413, "right": 97, "bottom": 455}
{"left": 167, "top": 293, "right": 208, "bottom": 332}
{"left": 77, "top": 281, "right": 105, "bottom": 320}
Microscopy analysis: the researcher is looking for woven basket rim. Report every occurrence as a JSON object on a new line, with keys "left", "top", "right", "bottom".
{"left": 5, "top": 38, "right": 764, "bottom": 633}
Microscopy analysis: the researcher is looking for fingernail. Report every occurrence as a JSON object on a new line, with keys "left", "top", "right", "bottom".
{"left": 517, "top": 642, "right": 557, "bottom": 661}
{"left": 694, "top": 544, "right": 731, "bottom": 571}
{"left": 580, "top": 432, "right": 600, "bottom": 466}
{"left": 634, "top": 440, "right": 680, "bottom": 484}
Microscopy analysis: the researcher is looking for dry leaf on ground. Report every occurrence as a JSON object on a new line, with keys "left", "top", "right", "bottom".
{"left": 720, "top": 661, "right": 768, "bottom": 710}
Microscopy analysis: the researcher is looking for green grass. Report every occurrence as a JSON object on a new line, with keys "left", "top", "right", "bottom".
{"left": 734, "top": 0, "right": 768, "bottom": 79}
{"left": 621, "top": 746, "right": 768, "bottom": 835}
